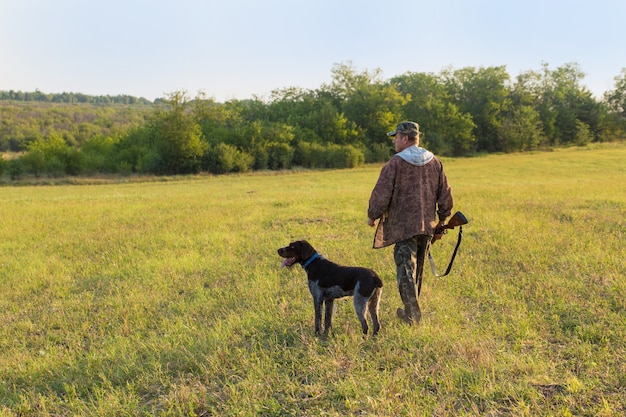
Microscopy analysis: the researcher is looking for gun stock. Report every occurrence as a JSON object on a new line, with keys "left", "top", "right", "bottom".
{"left": 442, "top": 211, "right": 468, "bottom": 231}
{"left": 432, "top": 211, "right": 468, "bottom": 243}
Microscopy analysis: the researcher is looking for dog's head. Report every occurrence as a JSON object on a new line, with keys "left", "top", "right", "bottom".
{"left": 277, "top": 240, "right": 317, "bottom": 268}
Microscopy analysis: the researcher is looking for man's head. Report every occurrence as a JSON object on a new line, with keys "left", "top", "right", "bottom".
{"left": 387, "top": 121, "right": 421, "bottom": 139}
{"left": 387, "top": 121, "right": 421, "bottom": 151}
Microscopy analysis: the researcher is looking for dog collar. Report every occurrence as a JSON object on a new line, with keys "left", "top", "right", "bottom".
{"left": 301, "top": 253, "right": 321, "bottom": 269}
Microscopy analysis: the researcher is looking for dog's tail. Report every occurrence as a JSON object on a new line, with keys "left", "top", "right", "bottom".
{"left": 372, "top": 271, "right": 383, "bottom": 288}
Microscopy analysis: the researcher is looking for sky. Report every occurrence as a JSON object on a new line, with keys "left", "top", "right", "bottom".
{"left": 1, "top": 0, "right": 624, "bottom": 102}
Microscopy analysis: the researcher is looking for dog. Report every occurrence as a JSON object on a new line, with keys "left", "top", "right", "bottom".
{"left": 277, "top": 240, "right": 383, "bottom": 335}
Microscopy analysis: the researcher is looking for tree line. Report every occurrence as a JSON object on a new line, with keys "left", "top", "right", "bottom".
{"left": 0, "top": 90, "right": 153, "bottom": 105}
{"left": 1, "top": 62, "right": 625, "bottom": 179}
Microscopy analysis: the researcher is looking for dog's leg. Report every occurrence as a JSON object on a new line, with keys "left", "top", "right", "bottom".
{"left": 309, "top": 283, "right": 325, "bottom": 334}
{"left": 313, "top": 296, "right": 323, "bottom": 334}
{"left": 368, "top": 288, "right": 382, "bottom": 335}
{"left": 323, "top": 299, "right": 334, "bottom": 334}
{"left": 353, "top": 294, "right": 369, "bottom": 335}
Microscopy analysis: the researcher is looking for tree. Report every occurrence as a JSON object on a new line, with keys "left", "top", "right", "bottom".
{"left": 23, "top": 133, "right": 77, "bottom": 176}
{"left": 605, "top": 68, "right": 626, "bottom": 118}
{"left": 604, "top": 68, "right": 626, "bottom": 138}
{"left": 203, "top": 143, "right": 254, "bottom": 174}
{"left": 498, "top": 105, "right": 544, "bottom": 152}
{"left": 390, "top": 72, "right": 475, "bottom": 156}
{"left": 80, "top": 135, "right": 118, "bottom": 173}
{"left": 602, "top": 68, "right": 626, "bottom": 139}
{"left": 192, "top": 92, "right": 236, "bottom": 137}
{"left": 148, "top": 91, "right": 207, "bottom": 174}
{"left": 264, "top": 87, "right": 360, "bottom": 146}
{"left": 326, "top": 63, "right": 407, "bottom": 155}
{"left": 532, "top": 62, "right": 597, "bottom": 145}
{"left": 442, "top": 66, "right": 511, "bottom": 152}
{"left": 574, "top": 119, "right": 593, "bottom": 146}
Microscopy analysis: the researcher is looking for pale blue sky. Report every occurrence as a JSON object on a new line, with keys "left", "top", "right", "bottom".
{"left": 1, "top": 0, "right": 624, "bottom": 102}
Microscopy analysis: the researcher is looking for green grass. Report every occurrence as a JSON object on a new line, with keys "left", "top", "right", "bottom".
{"left": 1, "top": 143, "right": 624, "bottom": 416}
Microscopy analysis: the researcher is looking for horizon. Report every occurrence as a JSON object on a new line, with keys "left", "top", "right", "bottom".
{"left": 0, "top": 60, "right": 621, "bottom": 104}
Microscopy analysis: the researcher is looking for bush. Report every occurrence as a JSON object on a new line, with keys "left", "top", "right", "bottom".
{"left": 64, "top": 147, "right": 83, "bottom": 175}
{"left": 7, "top": 159, "right": 24, "bottom": 180}
{"left": 365, "top": 142, "right": 392, "bottom": 163}
{"left": 294, "top": 142, "right": 323, "bottom": 168}
{"left": 80, "top": 152, "right": 114, "bottom": 174}
{"left": 341, "top": 145, "right": 365, "bottom": 168}
{"left": 45, "top": 156, "right": 66, "bottom": 177}
{"left": 80, "top": 136, "right": 117, "bottom": 174}
{"left": 203, "top": 143, "right": 254, "bottom": 174}
{"left": 137, "top": 150, "right": 164, "bottom": 174}
{"left": 20, "top": 134, "right": 86, "bottom": 177}
{"left": 574, "top": 120, "right": 593, "bottom": 146}
{"left": 252, "top": 145, "right": 269, "bottom": 170}
{"left": 117, "top": 161, "right": 133, "bottom": 176}
{"left": 266, "top": 143, "right": 294, "bottom": 170}
{"left": 295, "top": 142, "right": 365, "bottom": 169}
{"left": 21, "top": 149, "right": 46, "bottom": 177}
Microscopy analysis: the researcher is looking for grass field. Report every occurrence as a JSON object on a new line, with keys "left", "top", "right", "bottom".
{"left": 1, "top": 143, "right": 624, "bottom": 416}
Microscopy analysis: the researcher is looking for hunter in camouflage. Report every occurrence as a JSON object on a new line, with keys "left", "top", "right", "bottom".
{"left": 368, "top": 121, "right": 453, "bottom": 324}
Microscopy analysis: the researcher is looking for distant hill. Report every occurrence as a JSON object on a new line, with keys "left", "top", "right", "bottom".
{"left": 0, "top": 89, "right": 160, "bottom": 105}
{"left": 0, "top": 95, "right": 158, "bottom": 151}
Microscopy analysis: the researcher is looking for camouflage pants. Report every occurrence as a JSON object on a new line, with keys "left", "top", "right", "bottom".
{"left": 394, "top": 235, "right": 431, "bottom": 324}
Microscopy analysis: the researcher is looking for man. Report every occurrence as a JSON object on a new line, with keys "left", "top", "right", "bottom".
{"left": 367, "top": 121, "right": 453, "bottom": 325}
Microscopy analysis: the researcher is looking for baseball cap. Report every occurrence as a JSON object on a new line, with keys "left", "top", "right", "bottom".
{"left": 387, "top": 121, "right": 421, "bottom": 137}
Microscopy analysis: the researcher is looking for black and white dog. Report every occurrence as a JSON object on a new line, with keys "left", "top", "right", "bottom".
{"left": 278, "top": 240, "right": 383, "bottom": 335}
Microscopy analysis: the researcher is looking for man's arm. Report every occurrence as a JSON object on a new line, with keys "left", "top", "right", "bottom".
{"left": 367, "top": 161, "right": 396, "bottom": 223}
{"left": 436, "top": 161, "right": 453, "bottom": 221}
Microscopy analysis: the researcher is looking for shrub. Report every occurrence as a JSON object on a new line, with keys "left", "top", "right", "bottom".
{"left": 7, "top": 158, "right": 24, "bottom": 180}
{"left": 294, "top": 142, "right": 324, "bottom": 168}
{"left": 21, "top": 149, "right": 46, "bottom": 177}
{"left": 204, "top": 143, "right": 254, "bottom": 174}
{"left": 266, "top": 142, "right": 294, "bottom": 170}
{"left": 117, "top": 161, "right": 133, "bottom": 176}
{"left": 21, "top": 134, "right": 85, "bottom": 177}
{"left": 80, "top": 136, "right": 117, "bottom": 174}
{"left": 365, "top": 142, "right": 392, "bottom": 163}
{"left": 80, "top": 152, "right": 114, "bottom": 174}
{"left": 294, "top": 142, "right": 365, "bottom": 169}
{"left": 46, "top": 156, "right": 66, "bottom": 177}
{"left": 137, "top": 150, "right": 164, "bottom": 174}
{"left": 252, "top": 145, "right": 269, "bottom": 170}
{"left": 64, "top": 147, "right": 83, "bottom": 175}
{"left": 574, "top": 120, "right": 593, "bottom": 146}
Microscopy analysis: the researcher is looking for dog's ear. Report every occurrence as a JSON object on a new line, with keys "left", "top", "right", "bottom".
{"left": 298, "top": 240, "right": 316, "bottom": 260}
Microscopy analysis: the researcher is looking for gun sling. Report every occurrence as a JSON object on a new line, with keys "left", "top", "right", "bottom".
{"left": 427, "top": 225, "right": 464, "bottom": 277}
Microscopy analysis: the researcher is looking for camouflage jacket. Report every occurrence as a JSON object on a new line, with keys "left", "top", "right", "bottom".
{"left": 368, "top": 148, "right": 453, "bottom": 248}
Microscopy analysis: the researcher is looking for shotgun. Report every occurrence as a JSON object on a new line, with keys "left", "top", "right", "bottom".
{"left": 431, "top": 211, "right": 469, "bottom": 243}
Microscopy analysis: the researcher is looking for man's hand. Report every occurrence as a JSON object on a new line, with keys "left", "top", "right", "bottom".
{"left": 432, "top": 220, "right": 447, "bottom": 241}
